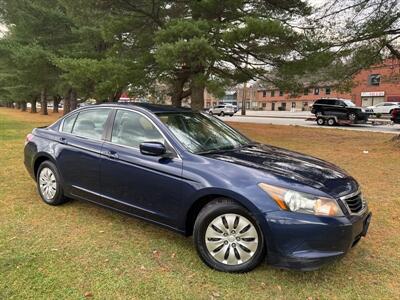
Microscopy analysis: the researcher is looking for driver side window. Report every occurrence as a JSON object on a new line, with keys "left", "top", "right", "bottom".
{"left": 111, "top": 110, "right": 164, "bottom": 148}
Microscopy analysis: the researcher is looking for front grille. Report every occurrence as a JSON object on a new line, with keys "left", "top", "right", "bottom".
{"left": 344, "top": 193, "right": 364, "bottom": 214}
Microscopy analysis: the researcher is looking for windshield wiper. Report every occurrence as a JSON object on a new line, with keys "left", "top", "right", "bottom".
{"left": 196, "top": 145, "right": 236, "bottom": 155}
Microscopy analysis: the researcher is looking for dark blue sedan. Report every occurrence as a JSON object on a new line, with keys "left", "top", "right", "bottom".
{"left": 24, "top": 103, "right": 371, "bottom": 272}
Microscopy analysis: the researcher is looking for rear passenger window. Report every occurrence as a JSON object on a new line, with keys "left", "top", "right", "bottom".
{"left": 62, "top": 113, "right": 77, "bottom": 133}
{"left": 111, "top": 110, "right": 164, "bottom": 148}
{"left": 72, "top": 109, "right": 111, "bottom": 140}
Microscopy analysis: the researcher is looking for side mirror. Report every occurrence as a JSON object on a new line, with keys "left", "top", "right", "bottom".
{"left": 140, "top": 142, "right": 166, "bottom": 156}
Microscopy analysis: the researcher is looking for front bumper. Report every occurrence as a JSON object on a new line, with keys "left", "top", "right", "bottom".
{"left": 263, "top": 210, "right": 371, "bottom": 270}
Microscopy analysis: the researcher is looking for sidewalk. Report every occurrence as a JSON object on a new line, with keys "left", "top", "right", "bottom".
{"left": 234, "top": 110, "right": 313, "bottom": 119}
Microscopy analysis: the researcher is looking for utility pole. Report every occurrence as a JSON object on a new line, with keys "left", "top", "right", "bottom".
{"left": 241, "top": 81, "right": 247, "bottom": 115}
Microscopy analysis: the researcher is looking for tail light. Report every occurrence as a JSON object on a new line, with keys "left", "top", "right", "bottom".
{"left": 25, "top": 133, "right": 33, "bottom": 145}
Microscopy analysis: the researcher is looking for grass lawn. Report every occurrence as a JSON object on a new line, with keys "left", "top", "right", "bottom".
{"left": 0, "top": 107, "right": 399, "bottom": 300}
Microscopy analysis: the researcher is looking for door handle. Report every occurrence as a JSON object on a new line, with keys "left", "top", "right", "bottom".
{"left": 59, "top": 137, "right": 67, "bottom": 145}
{"left": 102, "top": 150, "right": 119, "bottom": 159}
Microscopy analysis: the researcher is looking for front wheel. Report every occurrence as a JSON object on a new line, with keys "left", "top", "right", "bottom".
{"left": 348, "top": 113, "right": 356, "bottom": 122}
{"left": 193, "top": 199, "right": 265, "bottom": 273}
{"left": 220, "top": 111, "right": 225, "bottom": 117}
{"left": 327, "top": 118, "right": 336, "bottom": 126}
{"left": 37, "top": 161, "right": 68, "bottom": 206}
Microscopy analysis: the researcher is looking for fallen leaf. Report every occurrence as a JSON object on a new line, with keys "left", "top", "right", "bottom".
{"left": 84, "top": 291, "right": 93, "bottom": 298}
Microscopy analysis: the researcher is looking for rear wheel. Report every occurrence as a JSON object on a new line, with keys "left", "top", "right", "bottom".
{"left": 37, "top": 161, "right": 68, "bottom": 206}
{"left": 193, "top": 199, "right": 265, "bottom": 273}
{"left": 316, "top": 117, "right": 325, "bottom": 126}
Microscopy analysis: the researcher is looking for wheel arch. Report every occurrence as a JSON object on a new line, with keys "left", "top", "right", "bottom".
{"left": 33, "top": 153, "right": 57, "bottom": 179}
{"left": 184, "top": 191, "right": 261, "bottom": 236}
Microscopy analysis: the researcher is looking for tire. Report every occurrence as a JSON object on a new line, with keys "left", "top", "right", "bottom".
{"left": 209, "top": 111, "right": 213, "bottom": 116}
{"left": 36, "top": 161, "right": 68, "bottom": 206}
{"left": 193, "top": 198, "right": 265, "bottom": 273}
{"left": 327, "top": 118, "right": 336, "bottom": 126}
{"left": 348, "top": 113, "right": 356, "bottom": 122}
{"left": 220, "top": 111, "right": 225, "bottom": 117}
{"left": 316, "top": 117, "right": 325, "bottom": 126}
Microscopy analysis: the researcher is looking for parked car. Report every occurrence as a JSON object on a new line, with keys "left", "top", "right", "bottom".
{"left": 24, "top": 103, "right": 371, "bottom": 273}
{"left": 391, "top": 108, "right": 400, "bottom": 124}
{"left": 366, "top": 102, "right": 400, "bottom": 115}
{"left": 311, "top": 98, "right": 369, "bottom": 123}
{"left": 209, "top": 104, "right": 235, "bottom": 116}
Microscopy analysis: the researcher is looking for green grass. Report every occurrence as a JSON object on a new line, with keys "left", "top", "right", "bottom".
{"left": 1, "top": 108, "right": 400, "bottom": 299}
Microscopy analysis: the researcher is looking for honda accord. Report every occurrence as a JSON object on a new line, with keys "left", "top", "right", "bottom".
{"left": 24, "top": 103, "right": 371, "bottom": 272}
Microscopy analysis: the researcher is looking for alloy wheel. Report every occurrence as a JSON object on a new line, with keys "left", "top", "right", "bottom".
{"left": 205, "top": 213, "right": 259, "bottom": 265}
{"left": 39, "top": 167, "right": 57, "bottom": 201}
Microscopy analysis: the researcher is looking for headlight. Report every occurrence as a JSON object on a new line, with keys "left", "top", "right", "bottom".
{"left": 258, "top": 183, "right": 344, "bottom": 217}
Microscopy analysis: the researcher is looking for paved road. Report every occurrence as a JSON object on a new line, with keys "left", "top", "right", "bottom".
{"left": 220, "top": 115, "right": 400, "bottom": 134}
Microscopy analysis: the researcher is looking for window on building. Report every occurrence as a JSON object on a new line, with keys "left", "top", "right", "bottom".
{"left": 303, "top": 88, "right": 309, "bottom": 95}
{"left": 262, "top": 90, "right": 267, "bottom": 97}
{"left": 325, "top": 87, "right": 331, "bottom": 95}
{"left": 368, "top": 74, "right": 380, "bottom": 86}
{"left": 270, "top": 90, "right": 275, "bottom": 97}
{"left": 279, "top": 90, "right": 284, "bottom": 96}
{"left": 262, "top": 102, "right": 267, "bottom": 108}
{"left": 314, "top": 88, "right": 320, "bottom": 95}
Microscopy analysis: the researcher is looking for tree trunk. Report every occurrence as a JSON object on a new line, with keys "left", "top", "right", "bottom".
{"left": 63, "top": 89, "right": 71, "bottom": 115}
{"left": 53, "top": 96, "right": 60, "bottom": 113}
{"left": 190, "top": 80, "right": 205, "bottom": 111}
{"left": 70, "top": 89, "right": 78, "bottom": 110}
{"left": 40, "top": 88, "right": 48, "bottom": 115}
{"left": 16, "top": 102, "right": 21, "bottom": 109}
{"left": 31, "top": 98, "right": 37, "bottom": 113}
{"left": 170, "top": 78, "right": 192, "bottom": 107}
{"left": 21, "top": 101, "right": 27, "bottom": 112}
{"left": 111, "top": 89, "right": 122, "bottom": 102}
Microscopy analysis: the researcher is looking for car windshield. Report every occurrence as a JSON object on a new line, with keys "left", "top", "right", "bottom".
{"left": 157, "top": 112, "right": 251, "bottom": 154}
{"left": 343, "top": 100, "right": 356, "bottom": 107}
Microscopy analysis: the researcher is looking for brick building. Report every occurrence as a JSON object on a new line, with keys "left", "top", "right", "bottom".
{"left": 351, "top": 58, "right": 400, "bottom": 107}
{"left": 204, "top": 58, "right": 400, "bottom": 111}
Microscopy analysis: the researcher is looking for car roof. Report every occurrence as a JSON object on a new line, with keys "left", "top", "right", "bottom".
{"left": 97, "top": 102, "right": 193, "bottom": 113}
{"left": 316, "top": 98, "right": 351, "bottom": 101}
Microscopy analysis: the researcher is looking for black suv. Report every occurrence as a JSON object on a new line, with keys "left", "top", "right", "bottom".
{"left": 311, "top": 98, "right": 369, "bottom": 123}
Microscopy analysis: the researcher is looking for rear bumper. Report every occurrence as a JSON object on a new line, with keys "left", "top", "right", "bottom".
{"left": 263, "top": 210, "right": 371, "bottom": 270}
{"left": 24, "top": 142, "right": 37, "bottom": 179}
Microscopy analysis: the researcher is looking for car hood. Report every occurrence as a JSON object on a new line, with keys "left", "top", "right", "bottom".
{"left": 202, "top": 144, "right": 359, "bottom": 198}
